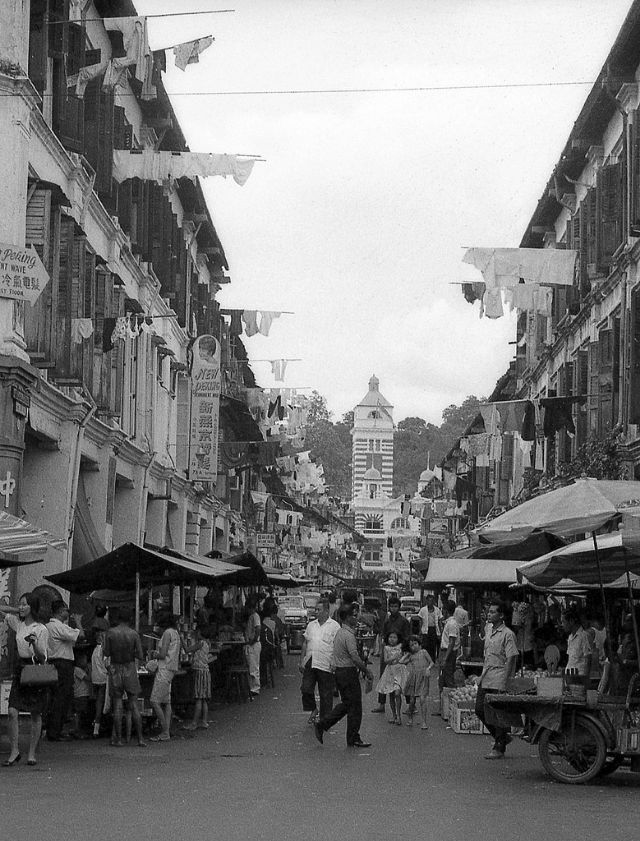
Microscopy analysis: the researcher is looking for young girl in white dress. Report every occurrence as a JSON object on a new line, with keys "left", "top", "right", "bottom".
{"left": 376, "top": 631, "right": 407, "bottom": 725}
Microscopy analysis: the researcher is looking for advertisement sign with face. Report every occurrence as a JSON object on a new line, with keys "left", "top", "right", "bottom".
{"left": 189, "top": 336, "right": 221, "bottom": 481}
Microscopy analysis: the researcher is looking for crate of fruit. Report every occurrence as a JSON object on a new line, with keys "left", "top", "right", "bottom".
{"left": 450, "top": 699, "right": 489, "bottom": 735}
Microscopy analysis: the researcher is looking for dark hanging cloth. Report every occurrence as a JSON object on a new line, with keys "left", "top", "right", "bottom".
{"left": 521, "top": 400, "right": 536, "bottom": 441}
{"left": 229, "top": 310, "right": 243, "bottom": 336}
{"left": 455, "top": 477, "right": 465, "bottom": 508}
{"left": 462, "top": 282, "right": 485, "bottom": 304}
{"left": 540, "top": 397, "right": 579, "bottom": 437}
{"left": 268, "top": 395, "right": 282, "bottom": 419}
{"left": 103, "top": 318, "right": 116, "bottom": 352}
{"left": 153, "top": 49, "right": 167, "bottom": 73}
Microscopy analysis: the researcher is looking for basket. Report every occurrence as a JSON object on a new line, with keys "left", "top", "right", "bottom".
{"left": 450, "top": 700, "right": 489, "bottom": 735}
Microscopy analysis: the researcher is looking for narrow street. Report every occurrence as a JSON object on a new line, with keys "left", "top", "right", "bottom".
{"left": 2, "top": 655, "right": 639, "bottom": 840}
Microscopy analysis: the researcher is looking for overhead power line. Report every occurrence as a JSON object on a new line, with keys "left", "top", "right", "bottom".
{"left": 47, "top": 10, "right": 235, "bottom": 24}
{"left": 0, "top": 80, "right": 594, "bottom": 97}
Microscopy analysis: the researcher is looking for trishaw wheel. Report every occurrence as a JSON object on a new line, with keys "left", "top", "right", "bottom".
{"left": 597, "top": 755, "right": 625, "bottom": 777}
{"left": 538, "top": 716, "right": 606, "bottom": 784}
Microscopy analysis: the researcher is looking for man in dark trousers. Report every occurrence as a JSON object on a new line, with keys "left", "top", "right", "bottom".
{"left": 371, "top": 596, "right": 410, "bottom": 713}
{"left": 315, "top": 606, "right": 374, "bottom": 748}
{"left": 46, "top": 600, "right": 84, "bottom": 741}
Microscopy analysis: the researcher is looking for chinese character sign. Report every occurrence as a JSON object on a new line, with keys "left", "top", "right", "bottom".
{"left": 189, "top": 335, "right": 221, "bottom": 481}
{"left": 0, "top": 243, "right": 50, "bottom": 304}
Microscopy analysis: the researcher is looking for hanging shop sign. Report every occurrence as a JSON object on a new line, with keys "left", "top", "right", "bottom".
{"left": 0, "top": 243, "right": 49, "bottom": 304}
{"left": 257, "top": 532, "right": 276, "bottom": 548}
{"left": 189, "top": 335, "right": 221, "bottom": 481}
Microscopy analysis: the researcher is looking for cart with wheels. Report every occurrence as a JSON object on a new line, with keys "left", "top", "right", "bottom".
{"left": 487, "top": 674, "right": 640, "bottom": 784}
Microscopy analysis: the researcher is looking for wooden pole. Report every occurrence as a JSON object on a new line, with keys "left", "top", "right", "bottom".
{"left": 592, "top": 532, "right": 610, "bottom": 638}
{"left": 135, "top": 571, "right": 141, "bottom": 632}
{"left": 624, "top": 555, "right": 640, "bottom": 671}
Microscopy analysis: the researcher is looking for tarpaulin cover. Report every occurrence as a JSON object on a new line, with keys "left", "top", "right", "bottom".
{"left": 416, "top": 557, "right": 521, "bottom": 584}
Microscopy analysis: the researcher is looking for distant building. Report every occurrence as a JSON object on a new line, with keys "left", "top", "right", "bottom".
{"left": 351, "top": 375, "right": 394, "bottom": 500}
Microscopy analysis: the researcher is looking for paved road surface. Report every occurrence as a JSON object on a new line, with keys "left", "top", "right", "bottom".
{"left": 2, "top": 655, "right": 640, "bottom": 840}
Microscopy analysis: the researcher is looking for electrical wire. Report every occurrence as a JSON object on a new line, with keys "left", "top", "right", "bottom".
{"left": 47, "top": 10, "right": 235, "bottom": 24}
{"left": 0, "top": 79, "right": 594, "bottom": 97}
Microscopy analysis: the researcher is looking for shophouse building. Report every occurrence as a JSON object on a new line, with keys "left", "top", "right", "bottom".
{"left": 0, "top": 0, "right": 266, "bottom": 608}
{"left": 447, "top": 2, "right": 640, "bottom": 514}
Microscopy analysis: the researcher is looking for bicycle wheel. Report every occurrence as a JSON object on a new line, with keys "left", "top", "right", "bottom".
{"left": 538, "top": 716, "right": 606, "bottom": 784}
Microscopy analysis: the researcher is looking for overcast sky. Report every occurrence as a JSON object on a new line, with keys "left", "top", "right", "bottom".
{"left": 137, "top": 0, "right": 632, "bottom": 424}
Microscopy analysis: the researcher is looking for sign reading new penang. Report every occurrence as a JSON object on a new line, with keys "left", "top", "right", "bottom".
{"left": 189, "top": 335, "right": 221, "bottom": 481}
{"left": 0, "top": 243, "right": 49, "bottom": 304}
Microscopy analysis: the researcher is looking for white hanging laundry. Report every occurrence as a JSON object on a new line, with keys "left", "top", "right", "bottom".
{"left": 70, "top": 318, "right": 94, "bottom": 344}
{"left": 270, "top": 359, "right": 288, "bottom": 381}
{"left": 103, "top": 16, "right": 155, "bottom": 99}
{"left": 173, "top": 36, "right": 214, "bottom": 71}
{"left": 463, "top": 247, "right": 577, "bottom": 287}
{"left": 112, "top": 150, "right": 256, "bottom": 187}
{"left": 258, "top": 311, "right": 281, "bottom": 336}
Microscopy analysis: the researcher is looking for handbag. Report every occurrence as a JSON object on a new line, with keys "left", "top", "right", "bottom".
{"left": 20, "top": 659, "right": 58, "bottom": 688}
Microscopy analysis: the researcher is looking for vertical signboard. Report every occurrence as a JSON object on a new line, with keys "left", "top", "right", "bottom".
{"left": 189, "top": 336, "right": 221, "bottom": 481}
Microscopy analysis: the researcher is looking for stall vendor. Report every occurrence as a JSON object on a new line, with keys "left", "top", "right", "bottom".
{"left": 562, "top": 608, "right": 592, "bottom": 679}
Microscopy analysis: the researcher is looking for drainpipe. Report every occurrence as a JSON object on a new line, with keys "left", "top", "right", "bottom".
{"left": 67, "top": 404, "right": 96, "bottom": 547}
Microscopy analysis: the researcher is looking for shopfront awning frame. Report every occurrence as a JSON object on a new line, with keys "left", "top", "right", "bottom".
{"left": 0, "top": 511, "right": 66, "bottom": 568}
{"left": 415, "top": 557, "right": 522, "bottom": 585}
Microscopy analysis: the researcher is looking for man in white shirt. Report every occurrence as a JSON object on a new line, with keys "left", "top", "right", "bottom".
{"left": 417, "top": 594, "right": 442, "bottom": 661}
{"left": 46, "top": 600, "right": 84, "bottom": 741}
{"left": 438, "top": 600, "right": 460, "bottom": 691}
{"left": 299, "top": 598, "right": 340, "bottom": 724}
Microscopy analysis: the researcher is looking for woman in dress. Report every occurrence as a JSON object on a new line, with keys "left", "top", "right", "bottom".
{"left": 0, "top": 592, "right": 50, "bottom": 765}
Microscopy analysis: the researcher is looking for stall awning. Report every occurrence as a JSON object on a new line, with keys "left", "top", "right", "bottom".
{"left": 0, "top": 511, "right": 66, "bottom": 568}
{"left": 206, "top": 548, "right": 269, "bottom": 586}
{"left": 151, "top": 545, "right": 266, "bottom": 587}
{"left": 44, "top": 542, "right": 250, "bottom": 593}
{"left": 415, "top": 557, "right": 521, "bottom": 584}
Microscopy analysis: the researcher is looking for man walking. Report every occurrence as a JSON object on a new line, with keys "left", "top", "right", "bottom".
{"left": 46, "top": 600, "right": 84, "bottom": 741}
{"left": 475, "top": 599, "right": 518, "bottom": 760}
{"left": 417, "top": 594, "right": 442, "bottom": 661}
{"left": 103, "top": 607, "right": 146, "bottom": 747}
{"left": 299, "top": 597, "right": 339, "bottom": 723}
{"left": 315, "top": 606, "right": 374, "bottom": 748}
{"left": 438, "top": 599, "right": 461, "bottom": 692}
{"left": 371, "top": 596, "right": 410, "bottom": 714}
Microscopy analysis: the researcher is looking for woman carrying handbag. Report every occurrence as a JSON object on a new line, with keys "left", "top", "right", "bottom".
{"left": 0, "top": 592, "right": 51, "bottom": 766}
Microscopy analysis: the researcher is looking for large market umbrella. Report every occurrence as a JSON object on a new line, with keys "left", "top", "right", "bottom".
{"left": 518, "top": 530, "right": 640, "bottom": 660}
{"left": 475, "top": 478, "right": 640, "bottom": 543}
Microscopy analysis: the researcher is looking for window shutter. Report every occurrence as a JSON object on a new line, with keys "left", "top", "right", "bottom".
{"left": 597, "top": 163, "right": 623, "bottom": 271}
{"left": 50, "top": 9, "right": 85, "bottom": 153}
{"left": 145, "top": 336, "right": 155, "bottom": 444}
{"left": 588, "top": 342, "right": 599, "bottom": 434}
{"left": 28, "top": 0, "right": 49, "bottom": 98}
{"left": 176, "top": 375, "right": 191, "bottom": 475}
{"left": 24, "top": 188, "right": 52, "bottom": 357}
{"left": 500, "top": 433, "right": 514, "bottom": 481}
{"left": 84, "top": 81, "right": 114, "bottom": 197}
{"left": 574, "top": 349, "right": 589, "bottom": 447}
{"left": 632, "top": 109, "right": 640, "bottom": 232}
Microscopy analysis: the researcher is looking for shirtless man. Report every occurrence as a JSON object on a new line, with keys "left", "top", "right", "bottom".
{"left": 103, "top": 607, "right": 146, "bottom": 747}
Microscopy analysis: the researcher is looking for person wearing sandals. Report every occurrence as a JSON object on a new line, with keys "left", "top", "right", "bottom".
{"left": 0, "top": 592, "right": 50, "bottom": 766}
{"left": 182, "top": 626, "right": 214, "bottom": 731}
{"left": 149, "top": 611, "right": 182, "bottom": 741}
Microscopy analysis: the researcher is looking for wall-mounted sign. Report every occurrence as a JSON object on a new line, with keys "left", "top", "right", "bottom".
{"left": 257, "top": 532, "right": 276, "bottom": 548}
{"left": 189, "top": 336, "right": 221, "bottom": 481}
{"left": 0, "top": 243, "right": 49, "bottom": 304}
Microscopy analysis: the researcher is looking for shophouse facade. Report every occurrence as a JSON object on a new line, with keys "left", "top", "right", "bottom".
{"left": 0, "top": 0, "right": 264, "bottom": 604}
{"left": 446, "top": 3, "right": 640, "bottom": 515}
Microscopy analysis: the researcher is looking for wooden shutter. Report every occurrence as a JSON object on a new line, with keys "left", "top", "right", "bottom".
{"left": 598, "top": 328, "right": 614, "bottom": 435}
{"left": 574, "top": 349, "right": 589, "bottom": 449}
{"left": 176, "top": 375, "right": 191, "bottom": 475}
{"left": 597, "top": 163, "right": 623, "bottom": 271}
{"left": 50, "top": 2, "right": 85, "bottom": 154}
{"left": 84, "top": 81, "right": 114, "bottom": 197}
{"left": 145, "top": 336, "right": 155, "bottom": 444}
{"left": 28, "top": 0, "right": 49, "bottom": 98}
{"left": 588, "top": 342, "right": 599, "bottom": 434}
{"left": 24, "top": 189, "right": 52, "bottom": 358}
{"left": 632, "top": 109, "right": 640, "bottom": 232}
{"left": 500, "top": 433, "right": 514, "bottom": 482}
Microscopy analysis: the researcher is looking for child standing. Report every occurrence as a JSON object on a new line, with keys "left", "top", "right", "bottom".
{"left": 183, "top": 627, "right": 215, "bottom": 730}
{"left": 375, "top": 631, "right": 407, "bottom": 725}
{"left": 402, "top": 635, "right": 433, "bottom": 730}
{"left": 73, "top": 651, "right": 93, "bottom": 738}
{"left": 91, "top": 630, "right": 109, "bottom": 737}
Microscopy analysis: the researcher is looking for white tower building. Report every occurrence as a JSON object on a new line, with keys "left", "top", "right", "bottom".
{"left": 351, "top": 375, "right": 394, "bottom": 501}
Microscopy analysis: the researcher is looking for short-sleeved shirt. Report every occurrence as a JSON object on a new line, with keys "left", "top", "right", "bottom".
{"left": 245, "top": 612, "right": 261, "bottom": 645}
{"left": 304, "top": 617, "right": 340, "bottom": 672}
{"left": 157, "top": 627, "right": 181, "bottom": 680}
{"left": 417, "top": 605, "right": 442, "bottom": 633}
{"left": 383, "top": 612, "right": 410, "bottom": 642}
{"left": 6, "top": 616, "right": 49, "bottom": 659}
{"left": 47, "top": 617, "right": 80, "bottom": 660}
{"left": 331, "top": 626, "right": 362, "bottom": 669}
{"left": 440, "top": 617, "right": 460, "bottom": 652}
{"left": 480, "top": 622, "right": 518, "bottom": 689}
{"left": 566, "top": 626, "right": 592, "bottom": 676}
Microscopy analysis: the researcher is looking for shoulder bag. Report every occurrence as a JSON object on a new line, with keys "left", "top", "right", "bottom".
{"left": 20, "top": 658, "right": 58, "bottom": 688}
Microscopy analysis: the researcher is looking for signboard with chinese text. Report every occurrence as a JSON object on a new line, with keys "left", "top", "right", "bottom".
{"left": 0, "top": 243, "right": 49, "bottom": 304}
{"left": 257, "top": 532, "right": 276, "bottom": 548}
{"left": 189, "top": 336, "right": 221, "bottom": 481}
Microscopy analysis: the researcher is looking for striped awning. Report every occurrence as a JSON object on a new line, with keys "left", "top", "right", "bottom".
{"left": 0, "top": 511, "right": 66, "bottom": 567}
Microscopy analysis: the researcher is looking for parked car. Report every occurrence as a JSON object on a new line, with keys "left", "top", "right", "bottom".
{"left": 278, "top": 595, "right": 308, "bottom": 651}
{"left": 399, "top": 596, "right": 421, "bottom": 621}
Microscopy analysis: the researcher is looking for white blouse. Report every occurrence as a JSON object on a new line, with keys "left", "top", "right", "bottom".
{"left": 5, "top": 615, "right": 49, "bottom": 659}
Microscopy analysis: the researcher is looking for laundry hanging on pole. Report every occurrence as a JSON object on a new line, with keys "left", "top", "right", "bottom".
{"left": 463, "top": 247, "right": 577, "bottom": 287}
{"left": 270, "top": 359, "right": 288, "bottom": 381}
{"left": 103, "top": 16, "right": 156, "bottom": 100}
{"left": 112, "top": 150, "right": 257, "bottom": 187}
{"left": 173, "top": 36, "right": 214, "bottom": 71}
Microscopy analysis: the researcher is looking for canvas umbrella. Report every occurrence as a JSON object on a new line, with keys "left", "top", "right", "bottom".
{"left": 475, "top": 478, "right": 640, "bottom": 543}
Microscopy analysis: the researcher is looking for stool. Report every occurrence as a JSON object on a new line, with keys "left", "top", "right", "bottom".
{"left": 225, "top": 665, "right": 250, "bottom": 702}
